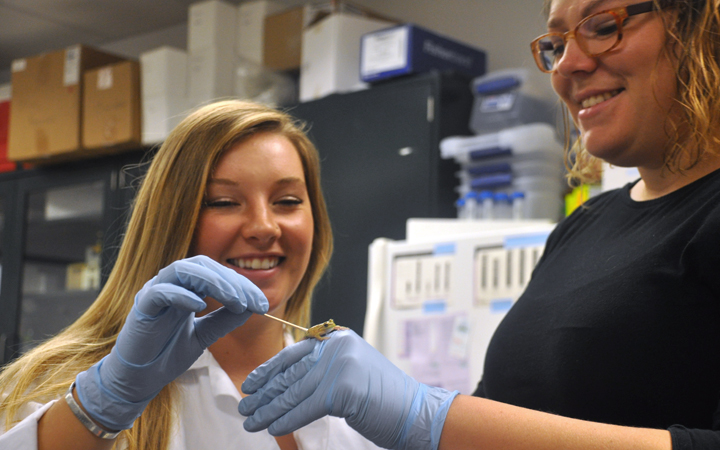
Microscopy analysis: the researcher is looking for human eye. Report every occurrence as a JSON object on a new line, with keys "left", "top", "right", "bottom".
{"left": 276, "top": 196, "right": 304, "bottom": 207}
{"left": 203, "top": 198, "right": 238, "bottom": 208}
{"left": 583, "top": 13, "right": 618, "bottom": 39}
{"left": 539, "top": 36, "right": 564, "bottom": 57}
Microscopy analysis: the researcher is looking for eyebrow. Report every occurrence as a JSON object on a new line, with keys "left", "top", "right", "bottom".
{"left": 207, "top": 176, "right": 306, "bottom": 187}
{"left": 547, "top": 0, "right": 609, "bottom": 29}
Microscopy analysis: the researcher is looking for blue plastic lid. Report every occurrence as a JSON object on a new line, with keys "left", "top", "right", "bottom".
{"left": 511, "top": 191, "right": 526, "bottom": 199}
{"left": 479, "top": 190, "right": 494, "bottom": 200}
{"left": 464, "top": 191, "right": 477, "bottom": 200}
{"left": 493, "top": 192, "right": 510, "bottom": 203}
{"left": 474, "top": 76, "right": 521, "bottom": 95}
{"left": 455, "top": 198, "right": 466, "bottom": 207}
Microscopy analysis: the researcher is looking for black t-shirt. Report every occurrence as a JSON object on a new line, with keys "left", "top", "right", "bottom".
{"left": 474, "top": 168, "right": 720, "bottom": 449}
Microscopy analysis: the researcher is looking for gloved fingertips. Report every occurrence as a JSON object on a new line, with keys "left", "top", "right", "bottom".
{"left": 242, "top": 416, "right": 266, "bottom": 433}
{"left": 238, "top": 394, "right": 259, "bottom": 415}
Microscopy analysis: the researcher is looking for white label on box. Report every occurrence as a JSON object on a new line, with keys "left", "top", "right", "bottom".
{"left": 361, "top": 27, "right": 408, "bottom": 76}
{"left": 97, "top": 67, "right": 114, "bottom": 90}
{"left": 480, "top": 93, "right": 516, "bottom": 113}
{"left": 11, "top": 59, "right": 27, "bottom": 73}
{"left": 64, "top": 45, "right": 81, "bottom": 86}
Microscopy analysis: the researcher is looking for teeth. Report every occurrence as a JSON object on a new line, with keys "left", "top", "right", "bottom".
{"left": 581, "top": 89, "right": 622, "bottom": 109}
{"left": 231, "top": 257, "right": 280, "bottom": 270}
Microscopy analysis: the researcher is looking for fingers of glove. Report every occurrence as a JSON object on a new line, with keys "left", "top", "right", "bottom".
{"left": 185, "top": 256, "right": 269, "bottom": 315}
{"left": 140, "top": 257, "right": 253, "bottom": 316}
{"left": 239, "top": 349, "right": 317, "bottom": 416}
{"left": 117, "top": 285, "right": 204, "bottom": 365}
{"left": 242, "top": 338, "right": 318, "bottom": 395}
{"left": 241, "top": 362, "right": 321, "bottom": 433}
{"left": 194, "top": 308, "right": 254, "bottom": 348}
{"left": 265, "top": 397, "right": 325, "bottom": 436}
{"left": 135, "top": 282, "right": 208, "bottom": 318}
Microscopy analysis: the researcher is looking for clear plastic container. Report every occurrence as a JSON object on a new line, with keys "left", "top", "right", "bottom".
{"left": 457, "top": 160, "right": 564, "bottom": 190}
{"left": 477, "top": 190, "right": 494, "bottom": 219}
{"left": 511, "top": 191, "right": 526, "bottom": 219}
{"left": 468, "top": 69, "right": 557, "bottom": 135}
{"left": 493, "top": 192, "right": 512, "bottom": 219}
{"left": 440, "top": 123, "right": 562, "bottom": 165}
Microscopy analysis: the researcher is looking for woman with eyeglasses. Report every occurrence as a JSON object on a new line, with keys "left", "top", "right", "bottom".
{"left": 238, "top": 1, "right": 720, "bottom": 449}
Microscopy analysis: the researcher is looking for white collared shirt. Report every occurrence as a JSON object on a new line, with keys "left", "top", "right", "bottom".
{"left": 0, "top": 348, "right": 381, "bottom": 450}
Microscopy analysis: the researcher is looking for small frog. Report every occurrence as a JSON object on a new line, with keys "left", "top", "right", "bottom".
{"left": 305, "top": 319, "right": 348, "bottom": 341}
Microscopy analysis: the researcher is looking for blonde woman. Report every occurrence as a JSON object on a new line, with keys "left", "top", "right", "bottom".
{"left": 240, "top": 1, "right": 720, "bottom": 449}
{"left": 0, "top": 100, "right": 381, "bottom": 450}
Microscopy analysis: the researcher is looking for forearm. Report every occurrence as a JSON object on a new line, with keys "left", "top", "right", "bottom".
{"left": 439, "top": 395, "right": 672, "bottom": 450}
{"left": 37, "top": 387, "right": 115, "bottom": 450}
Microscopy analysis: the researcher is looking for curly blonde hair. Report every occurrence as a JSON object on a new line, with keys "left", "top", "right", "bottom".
{"left": 0, "top": 100, "right": 333, "bottom": 449}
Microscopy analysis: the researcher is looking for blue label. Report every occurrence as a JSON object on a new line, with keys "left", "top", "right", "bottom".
{"left": 490, "top": 299, "right": 514, "bottom": 313}
{"left": 504, "top": 232, "right": 551, "bottom": 249}
{"left": 433, "top": 243, "right": 456, "bottom": 255}
{"left": 423, "top": 301, "right": 446, "bottom": 314}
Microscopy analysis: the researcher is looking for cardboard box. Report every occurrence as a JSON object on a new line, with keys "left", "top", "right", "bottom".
{"left": 82, "top": 60, "right": 141, "bottom": 150}
{"left": 264, "top": 6, "right": 309, "bottom": 71}
{"left": 360, "top": 24, "right": 486, "bottom": 83}
{"left": 187, "top": 0, "right": 238, "bottom": 106}
{"left": 0, "top": 84, "right": 16, "bottom": 172}
{"left": 265, "top": 2, "right": 397, "bottom": 72}
{"left": 300, "top": 13, "right": 393, "bottom": 102}
{"left": 140, "top": 47, "right": 189, "bottom": 144}
{"left": 187, "top": 0, "right": 238, "bottom": 52}
{"left": 8, "top": 45, "right": 126, "bottom": 163}
{"left": 236, "top": 0, "right": 285, "bottom": 65}
{"left": 140, "top": 46, "right": 187, "bottom": 98}
{"left": 188, "top": 45, "right": 236, "bottom": 106}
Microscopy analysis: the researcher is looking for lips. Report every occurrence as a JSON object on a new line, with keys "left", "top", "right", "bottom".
{"left": 580, "top": 89, "right": 623, "bottom": 109}
{"left": 228, "top": 256, "right": 282, "bottom": 270}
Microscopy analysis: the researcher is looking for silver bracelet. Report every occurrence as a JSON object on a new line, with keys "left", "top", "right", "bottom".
{"left": 64, "top": 382, "right": 121, "bottom": 440}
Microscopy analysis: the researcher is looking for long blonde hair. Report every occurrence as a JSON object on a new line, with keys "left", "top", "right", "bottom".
{"left": 0, "top": 100, "right": 333, "bottom": 449}
{"left": 544, "top": 0, "right": 720, "bottom": 183}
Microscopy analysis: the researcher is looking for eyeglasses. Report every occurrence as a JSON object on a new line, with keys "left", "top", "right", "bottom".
{"left": 530, "top": 1, "right": 657, "bottom": 73}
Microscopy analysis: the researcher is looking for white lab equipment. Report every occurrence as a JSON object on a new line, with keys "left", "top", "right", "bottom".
{"left": 364, "top": 218, "right": 556, "bottom": 394}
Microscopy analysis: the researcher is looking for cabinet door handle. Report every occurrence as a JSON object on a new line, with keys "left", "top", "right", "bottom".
{"left": 0, "top": 333, "right": 6, "bottom": 363}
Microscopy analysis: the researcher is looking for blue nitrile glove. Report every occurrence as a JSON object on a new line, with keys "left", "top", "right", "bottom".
{"left": 239, "top": 330, "right": 459, "bottom": 450}
{"left": 75, "top": 255, "right": 269, "bottom": 431}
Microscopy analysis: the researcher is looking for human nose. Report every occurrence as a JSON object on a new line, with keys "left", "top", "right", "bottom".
{"left": 554, "top": 37, "right": 597, "bottom": 76}
{"left": 243, "top": 204, "right": 280, "bottom": 246}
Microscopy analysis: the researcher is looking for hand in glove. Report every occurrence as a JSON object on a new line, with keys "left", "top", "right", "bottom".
{"left": 239, "top": 329, "right": 458, "bottom": 450}
{"left": 76, "top": 255, "right": 269, "bottom": 431}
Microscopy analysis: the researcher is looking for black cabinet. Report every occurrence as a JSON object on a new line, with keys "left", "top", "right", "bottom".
{"left": 291, "top": 72, "right": 473, "bottom": 335}
{"left": 0, "top": 151, "right": 145, "bottom": 364}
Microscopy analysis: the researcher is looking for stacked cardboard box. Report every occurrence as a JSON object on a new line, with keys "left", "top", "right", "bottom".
{"left": 82, "top": 60, "right": 142, "bottom": 151}
{"left": 187, "top": 0, "right": 238, "bottom": 107}
{"left": 8, "top": 45, "right": 128, "bottom": 163}
{"left": 140, "top": 46, "right": 189, "bottom": 145}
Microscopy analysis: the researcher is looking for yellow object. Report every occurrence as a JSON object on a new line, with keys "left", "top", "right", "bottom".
{"left": 565, "top": 184, "right": 600, "bottom": 216}
{"left": 305, "top": 319, "right": 348, "bottom": 341}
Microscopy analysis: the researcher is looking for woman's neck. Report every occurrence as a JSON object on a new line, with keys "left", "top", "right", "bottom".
{"left": 631, "top": 154, "right": 720, "bottom": 201}
{"left": 208, "top": 313, "right": 286, "bottom": 386}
